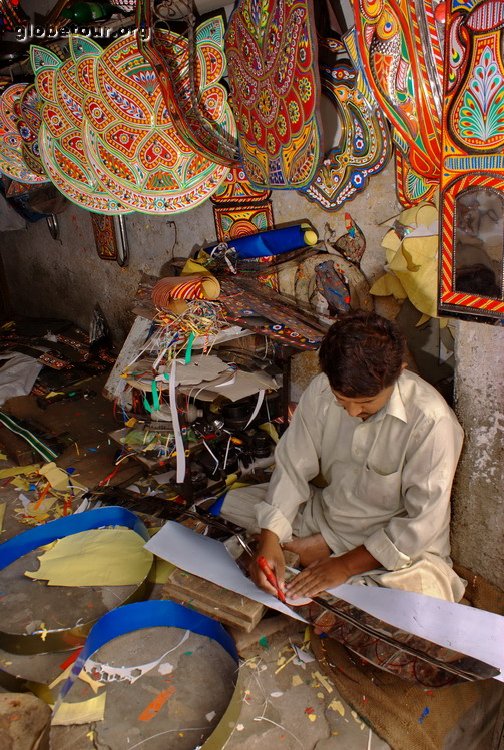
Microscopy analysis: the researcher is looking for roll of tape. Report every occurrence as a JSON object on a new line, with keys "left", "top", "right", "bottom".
{"left": 53, "top": 601, "right": 242, "bottom": 749}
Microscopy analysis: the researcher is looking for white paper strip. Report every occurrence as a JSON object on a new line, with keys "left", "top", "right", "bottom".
{"left": 146, "top": 522, "right": 504, "bottom": 678}
{"left": 326, "top": 582, "right": 504, "bottom": 681}
{"left": 144, "top": 521, "right": 306, "bottom": 622}
{"left": 169, "top": 360, "right": 186, "bottom": 484}
{"left": 244, "top": 389, "right": 265, "bottom": 429}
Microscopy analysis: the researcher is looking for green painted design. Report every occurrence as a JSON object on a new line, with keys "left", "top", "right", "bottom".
{"left": 459, "top": 45, "right": 504, "bottom": 141}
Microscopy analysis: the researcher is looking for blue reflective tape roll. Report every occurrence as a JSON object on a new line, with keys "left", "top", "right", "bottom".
{"left": 0, "top": 506, "right": 149, "bottom": 571}
{"left": 216, "top": 224, "right": 316, "bottom": 258}
{"left": 0, "top": 507, "right": 153, "bottom": 654}
{"left": 56, "top": 600, "right": 238, "bottom": 709}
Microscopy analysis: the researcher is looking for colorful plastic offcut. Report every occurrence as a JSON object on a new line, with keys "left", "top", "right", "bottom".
{"left": 137, "top": 0, "right": 239, "bottom": 167}
{"left": 225, "top": 0, "right": 323, "bottom": 190}
{"left": 32, "top": 43, "right": 131, "bottom": 214}
{"left": 439, "top": 0, "right": 504, "bottom": 320}
{"left": 0, "top": 84, "right": 49, "bottom": 184}
{"left": 302, "top": 35, "right": 392, "bottom": 211}
{"left": 351, "top": 0, "right": 443, "bottom": 194}
{"left": 78, "top": 21, "right": 231, "bottom": 214}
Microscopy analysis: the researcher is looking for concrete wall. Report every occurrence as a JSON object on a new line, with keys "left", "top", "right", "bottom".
{"left": 0, "top": 161, "right": 399, "bottom": 343}
{"left": 452, "top": 320, "right": 504, "bottom": 588}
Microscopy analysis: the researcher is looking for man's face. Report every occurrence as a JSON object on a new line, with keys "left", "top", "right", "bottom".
{"left": 332, "top": 384, "right": 395, "bottom": 420}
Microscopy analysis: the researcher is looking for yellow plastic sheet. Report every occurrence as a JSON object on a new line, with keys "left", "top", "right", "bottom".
{"left": 39, "top": 462, "right": 69, "bottom": 491}
{"left": 51, "top": 693, "right": 106, "bottom": 726}
{"left": 0, "top": 464, "right": 39, "bottom": 480}
{"left": 25, "top": 528, "right": 153, "bottom": 586}
{"left": 371, "top": 202, "right": 440, "bottom": 321}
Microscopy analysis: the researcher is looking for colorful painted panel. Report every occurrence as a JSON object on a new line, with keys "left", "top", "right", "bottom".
{"left": 91, "top": 213, "right": 129, "bottom": 266}
{"left": 225, "top": 0, "right": 323, "bottom": 189}
{"left": 352, "top": 0, "right": 443, "bottom": 187}
{"left": 210, "top": 166, "right": 274, "bottom": 241}
{"left": 212, "top": 166, "right": 271, "bottom": 205}
{"left": 77, "top": 23, "right": 231, "bottom": 214}
{"left": 302, "top": 35, "right": 392, "bottom": 211}
{"left": 213, "top": 204, "right": 275, "bottom": 242}
{"left": 439, "top": 0, "right": 504, "bottom": 320}
{"left": 395, "top": 150, "right": 438, "bottom": 208}
{"left": 137, "top": 2, "right": 239, "bottom": 167}
{"left": 32, "top": 43, "right": 130, "bottom": 214}
{"left": 0, "top": 84, "right": 49, "bottom": 184}
{"left": 17, "top": 85, "right": 47, "bottom": 177}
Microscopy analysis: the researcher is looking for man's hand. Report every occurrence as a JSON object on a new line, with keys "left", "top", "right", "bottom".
{"left": 285, "top": 545, "right": 380, "bottom": 599}
{"left": 249, "top": 529, "right": 285, "bottom": 597}
{"left": 285, "top": 557, "right": 349, "bottom": 599}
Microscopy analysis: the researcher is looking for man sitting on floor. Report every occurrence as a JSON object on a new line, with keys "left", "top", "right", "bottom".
{"left": 221, "top": 311, "right": 466, "bottom": 602}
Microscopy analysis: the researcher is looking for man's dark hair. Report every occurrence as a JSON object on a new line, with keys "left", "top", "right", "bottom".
{"left": 319, "top": 311, "right": 406, "bottom": 397}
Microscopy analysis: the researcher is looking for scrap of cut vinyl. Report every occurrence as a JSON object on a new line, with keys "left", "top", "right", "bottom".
{"left": 152, "top": 274, "right": 220, "bottom": 306}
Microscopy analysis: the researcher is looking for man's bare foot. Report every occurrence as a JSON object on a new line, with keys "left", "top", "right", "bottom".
{"left": 282, "top": 534, "right": 331, "bottom": 566}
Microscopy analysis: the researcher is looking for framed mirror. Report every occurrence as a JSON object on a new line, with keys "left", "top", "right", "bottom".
{"left": 438, "top": 0, "right": 504, "bottom": 322}
{"left": 439, "top": 177, "right": 504, "bottom": 321}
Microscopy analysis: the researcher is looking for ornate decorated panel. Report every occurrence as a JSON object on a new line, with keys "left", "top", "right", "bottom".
{"left": 137, "top": 1, "right": 239, "bottom": 166}
{"left": 17, "top": 85, "right": 46, "bottom": 177}
{"left": 210, "top": 166, "right": 274, "bottom": 242}
{"left": 302, "top": 34, "right": 392, "bottom": 211}
{"left": 0, "top": 84, "right": 49, "bottom": 185}
{"left": 76, "top": 23, "right": 231, "bottom": 214}
{"left": 439, "top": 0, "right": 504, "bottom": 320}
{"left": 32, "top": 42, "right": 130, "bottom": 214}
{"left": 225, "top": 0, "right": 323, "bottom": 190}
{"left": 352, "top": 0, "right": 444, "bottom": 205}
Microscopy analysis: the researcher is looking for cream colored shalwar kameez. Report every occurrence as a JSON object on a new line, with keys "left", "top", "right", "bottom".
{"left": 222, "top": 369, "right": 466, "bottom": 601}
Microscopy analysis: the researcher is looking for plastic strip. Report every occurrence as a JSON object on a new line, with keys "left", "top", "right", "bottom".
{"left": 169, "top": 359, "right": 186, "bottom": 483}
{"left": 244, "top": 389, "right": 265, "bottom": 429}
{"left": 0, "top": 410, "right": 57, "bottom": 461}
{"left": 53, "top": 601, "right": 242, "bottom": 749}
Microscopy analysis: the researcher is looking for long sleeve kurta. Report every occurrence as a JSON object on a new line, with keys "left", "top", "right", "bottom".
{"left": 257, "top": 370, "right": 464, "bottom": 570}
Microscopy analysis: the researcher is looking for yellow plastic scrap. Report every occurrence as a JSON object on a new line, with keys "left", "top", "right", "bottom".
{"left": 370, "top": 202, "right": 440, "bottom": 321}
{"left": 0, "top": 465, "right": 40, "bottom": 480}
{"left": 38, "top": 462, "right": 69, "bottom": 491}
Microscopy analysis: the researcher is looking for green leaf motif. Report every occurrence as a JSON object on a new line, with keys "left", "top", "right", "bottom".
{"left": 458, "top": 44, "right": 504, "bottom": 142}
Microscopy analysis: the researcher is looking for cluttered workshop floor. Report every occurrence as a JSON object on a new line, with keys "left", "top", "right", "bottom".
{"left": 0, "top": 375, "right": 390, "bottom": 750}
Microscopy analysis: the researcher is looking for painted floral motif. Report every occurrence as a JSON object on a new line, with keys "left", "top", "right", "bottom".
{"left": 354, "top": 0, "right": 442, "bottom": 185}
{"left": 32, "top": 41, "right": 130, "bottom": 214}
{"left": 0, "top": 84, "right": 49, "bottom": 184}
{"left": 225, "top": 0, "right": 322, "bottom": 189}
{"left": 455, "top": 43, "right": 504, "bottom": 146}
{"left": 32, "top": 19, "right": 232, "bottom": 215}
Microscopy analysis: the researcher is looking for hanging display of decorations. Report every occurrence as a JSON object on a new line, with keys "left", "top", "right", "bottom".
{"left": 302, "top": 34, "right": 392, "bottom": 211}
{"left": 351, "top": 0, "right": 443, "bottom": 206}
{"left": 0, "top": 84, "right": 49, "bottom": 185}
{"left": 32, "top": 41, "right": 131, "bottom": 214}
{"left": 137, "top": 0, "right": 239, "bottom": 166}
{"left": 210, "top": 167, "right": 274, "bottom": 242}
{"left": 78, "top": 21, "right": 232, "bottom": 214}
{"left": 224, "top": 0, "right": 323, "bottom": 190}
{"left": 438, "top": 0, "right": 504, "bottom": 321}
